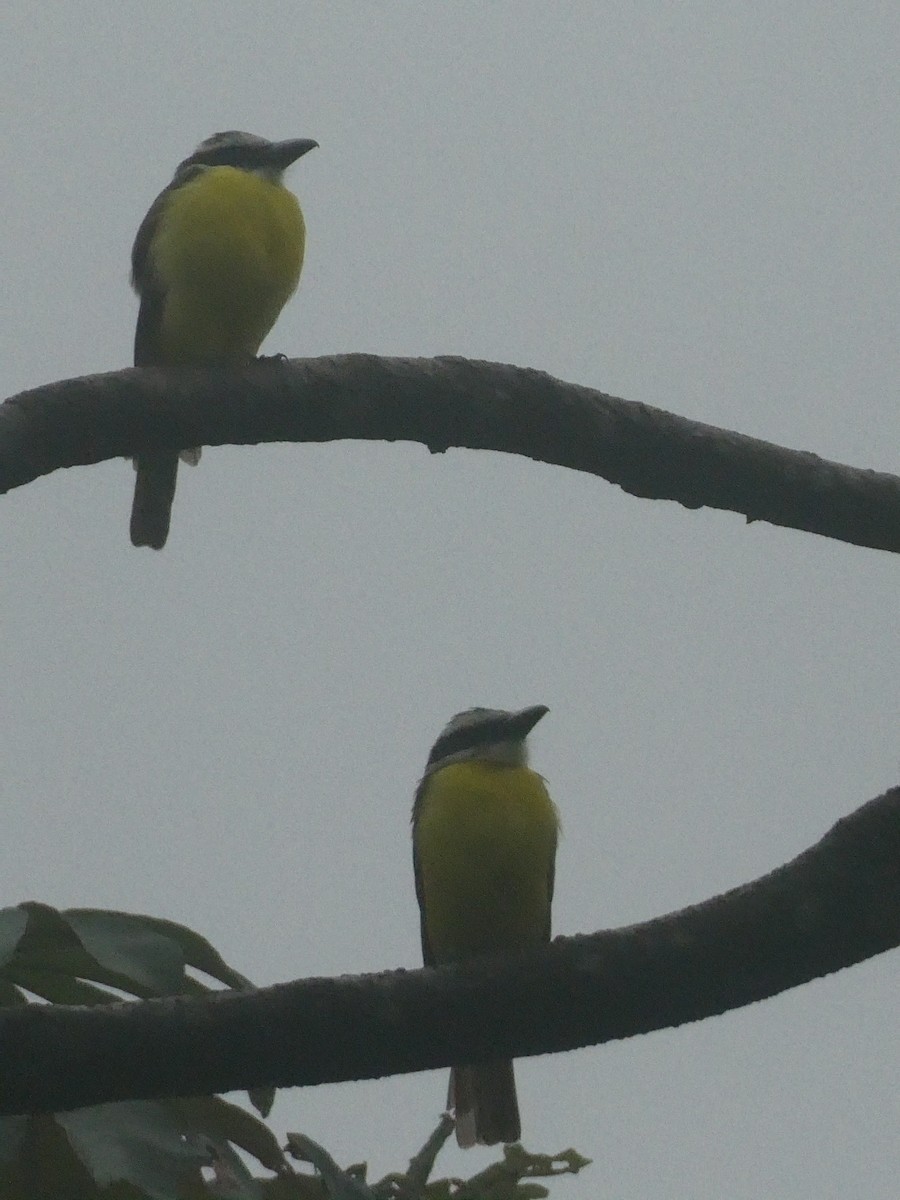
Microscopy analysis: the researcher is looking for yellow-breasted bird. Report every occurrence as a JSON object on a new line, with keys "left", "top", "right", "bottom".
{"left": 129, "top": 131, "right": 317, "bottom": 548}
{"left": 412, "top": 705, "right": 558, "bottom": 1147}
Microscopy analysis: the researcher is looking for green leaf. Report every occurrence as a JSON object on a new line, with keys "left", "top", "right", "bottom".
{"left": 5, "top": 905, "right": 255, "bottom": 1002}
{"left": 193, "top": 1133, "right": 263, "bottom": 1199}
{"left": 12, "top": 903, "right": 161, "bottom": 997}
{"left": 286, "top": 1134, "right": 374, "bottom": 1200}
{"left": 0, "top": 979, "right": 28, "bottom": 1006}
{"left": 248, "top": 1085, "right": 276, "bottom": 1119}
{"left": 57, "top": 1100, "right": 207, "bottom": 1200}
{"left": 0, "top": 907, "right": 29, "bottom": 968}
{"left": 68, "top": 910, "right": 255, "bottom": 990}
{"left": 64, "top": 910, "right": 188, "bottom": 994}
{"left": 16, "top": 901, "right": 85, "bottom": 955}
{"left": 1, "top": 966, "right": 126, "bottom": 1006}
{"left": 173, "top": 1097, "right": 286, "bottom": 1174}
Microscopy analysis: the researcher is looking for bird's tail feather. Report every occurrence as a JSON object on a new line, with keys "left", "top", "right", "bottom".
{"left": 449, "top": 1060, "right": 520, "bottom": 1148}
{"left": 131, "top": 453, "right": 179, "bottom": 549}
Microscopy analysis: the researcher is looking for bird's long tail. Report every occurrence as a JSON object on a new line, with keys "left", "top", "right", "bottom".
{"left": 131, "top": 453, "right": 179, "bottom": 549}
{"left": 449, "top": 1060, "right": 520, "bottom": 1148}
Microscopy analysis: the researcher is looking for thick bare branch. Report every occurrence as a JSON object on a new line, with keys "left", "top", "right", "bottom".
{"left": 0, "top": 356, "right": 896, "bottom": 552}
{"left": 1, "top": 785, "right": 897, "bottom": 1115}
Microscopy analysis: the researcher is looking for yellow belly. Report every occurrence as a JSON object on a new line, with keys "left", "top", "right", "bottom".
{"left": 414, "top": 762, "right": 559, "bottom": 963}
{"left": 151, "top": 165, "right": 306, "bottom": 362}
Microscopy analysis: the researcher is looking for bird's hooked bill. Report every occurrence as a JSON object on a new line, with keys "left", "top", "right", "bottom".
{"left": 270, "top": 138, "right": 319, "bottom": 168}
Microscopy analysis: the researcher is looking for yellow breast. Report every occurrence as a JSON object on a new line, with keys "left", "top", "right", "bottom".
{"left": 151, "top": 165, "right": 306, "bottom": 362}
{"left": 414, "top": 762, "right": 559, "bottom": 963}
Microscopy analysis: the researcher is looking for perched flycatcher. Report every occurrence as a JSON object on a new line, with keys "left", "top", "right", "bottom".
{"left": 129, "top": 130, "right": 317, "bottom": 548}
{"left": 412, "top": 705, "right": 559, "bottom": 1147}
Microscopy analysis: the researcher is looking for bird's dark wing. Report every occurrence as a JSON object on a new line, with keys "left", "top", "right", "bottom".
{"left": 411, "top": 780, "right": 435, "bottom": 967}
{"left": 131, "top": 184, "right": 169, "bottom": 366}
{"left": 133, "top": 290, "right": 165, "bottom": 367}
{"left": 130, "top": 165, "right": 205, "bottom": 366}
{"left": 544, "top": 805, "right": 558, "bottom": 942}
{"left": 545, "top": 857, "right": 555, "bottom": 942}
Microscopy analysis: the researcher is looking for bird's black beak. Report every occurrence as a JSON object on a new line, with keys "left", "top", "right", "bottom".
{"left": 270, "top": 138, "right": 319, "bottom": 169}
{"left": 505, "top": 705, "right": 550, "bottom": 739}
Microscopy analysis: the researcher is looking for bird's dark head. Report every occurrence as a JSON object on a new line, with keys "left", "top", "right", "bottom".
{"left": 179, "top": 131, "right": 318, "bottom": 179}
{"left": 425, "top": 705, "right": 549, "bottom": 771}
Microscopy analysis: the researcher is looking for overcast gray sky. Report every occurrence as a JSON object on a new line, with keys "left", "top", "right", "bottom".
{"left": 2, "top": 2, "right": 898, "bottom": 1196}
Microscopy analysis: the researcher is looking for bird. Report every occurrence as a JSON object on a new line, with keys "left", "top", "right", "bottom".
{"left": 128, "top": 130, "right": 318, "bottom": 548}
{"left": 411, "top": 705, "right": 559, "bottom": 1147}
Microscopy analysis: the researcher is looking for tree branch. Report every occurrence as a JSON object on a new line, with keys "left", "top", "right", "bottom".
{"left": 1, "top": 356, "right": 897, "bottom": 552}
{"left": 1, "top": 785, "right": 897, "bottom": 1115}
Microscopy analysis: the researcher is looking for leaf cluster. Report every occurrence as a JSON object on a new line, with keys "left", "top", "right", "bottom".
{"left": 0, "top": 903, "right": 280, "bottom": 1198}
{"left": 0, "top": 905, "right": 590, "bottom": 1199}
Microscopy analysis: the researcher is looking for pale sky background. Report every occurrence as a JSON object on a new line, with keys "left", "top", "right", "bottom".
{"left": 1, "top": 3, "right": 898, "bottom": 1196}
